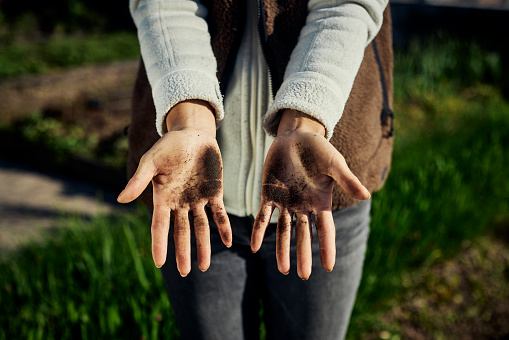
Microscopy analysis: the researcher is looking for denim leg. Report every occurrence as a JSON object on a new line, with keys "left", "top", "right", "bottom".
{"left": 159, "top": 199, "right": 370, "bottom": 340}
{"left": 160, "top": 214, "right": 263, "bottom": 340}
{"left": 259, "top": 199, "right": 371, "bottom": 340}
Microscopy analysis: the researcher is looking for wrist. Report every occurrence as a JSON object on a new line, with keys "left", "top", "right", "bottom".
{"left": 277, "top": 109, "right": 326, "bottom": 137}
{"left": 165, "top": 100, "right": 217, "bottom": 136}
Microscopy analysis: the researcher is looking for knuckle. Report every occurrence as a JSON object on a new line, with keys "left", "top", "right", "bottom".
{"left": 139, "top": 153, "right": 151, "bottom": 165}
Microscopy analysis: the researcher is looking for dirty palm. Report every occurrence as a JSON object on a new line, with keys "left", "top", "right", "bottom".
{"left": 118, "top": 108, "right": 371, "bottom": 278}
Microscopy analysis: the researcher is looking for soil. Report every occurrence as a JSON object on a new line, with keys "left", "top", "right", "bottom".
{"left": 0, "top": 60, "right": 138, "bottom": 140}
{"left": 362, "top": 236, "right": 509, "bottom": 340}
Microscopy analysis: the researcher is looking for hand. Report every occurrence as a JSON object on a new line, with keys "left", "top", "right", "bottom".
{"left": 251, "top": 110, "right": 370, "bottom": 280}
{"left": 118, "top": 100, "right": 232, "bottom": 276}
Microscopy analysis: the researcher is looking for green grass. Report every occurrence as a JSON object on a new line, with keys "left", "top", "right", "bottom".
{"left": 0, "top": 32, "right": 139, "bottom": 78}
{"left": 347, "top": 87, "right": 509, "bottom": 338}
{"left": 346, "top": 39, "right": 509, "bottom": 338}
{"left": 0, "top": 38, "right": 508, "bottom": 339}
{"left": 0, "top": 208, "right": 179, "bottom": 340}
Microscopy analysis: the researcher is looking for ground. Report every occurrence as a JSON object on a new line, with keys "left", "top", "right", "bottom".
{"left": 0, "top": 158, "right": 126, "bottom": 256}
{"left": 362, "top": 236, "right": 509, "bottom": 339}
{"left": 0, "top": 61, "right": 138, "bottom": 255}
{"left": 0, "top": 60, "right": 138, "bottom": 140}
{"left": 0, "top": 61, "right": 507, "bottom": 339}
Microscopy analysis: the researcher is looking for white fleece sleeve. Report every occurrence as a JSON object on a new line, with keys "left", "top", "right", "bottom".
{"left": 262, "top": 0, "right": 388, "bottom": 140}
{"left": 130, "top": 0, "right": 224, "bottom": 136}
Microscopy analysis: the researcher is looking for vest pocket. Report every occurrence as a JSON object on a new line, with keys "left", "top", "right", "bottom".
{"left": 381, "top": 107, "right": 394, "bottom": 138}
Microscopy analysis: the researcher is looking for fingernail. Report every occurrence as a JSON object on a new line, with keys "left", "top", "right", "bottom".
{"left": 180, "top": 272, "right": 188, "bottom": 278}
{"left": 278, "top": 264, "right": 290, "bottom": 275}
{"left": 301, "top": 276, "right": 310, "bottom": 281}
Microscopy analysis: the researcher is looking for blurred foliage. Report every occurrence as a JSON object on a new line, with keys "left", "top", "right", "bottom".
{"left": 0, "top": 32, "right": 140, "bottom": 78}
{"left": 0, "top": 111, "right": 128, "bottom": 170}
{"left": 394, "top": 39, "right": 502, "bottom": 94}
{"left": 9, "top": 113, "right": 97, "bottom": 161}
{"left": 0, "top": 0, "right": 134, "bottom": 35}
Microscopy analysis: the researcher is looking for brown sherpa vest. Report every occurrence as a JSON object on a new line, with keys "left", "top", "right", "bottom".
{"left": 127, "top": 1, "right": 394, "bottom": 211}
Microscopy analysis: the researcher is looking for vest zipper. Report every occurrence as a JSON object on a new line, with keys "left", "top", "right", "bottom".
{"left": 256, "top": 0, "right": 275, "bottom": 98}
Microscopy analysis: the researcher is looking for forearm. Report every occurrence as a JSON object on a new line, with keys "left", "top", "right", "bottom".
{"left": 165, "top": 100, "right": 217, "bottom": 137}
{"left": 263, "top": 0, "right": 388, "bottom": 140}
{"left": 130, "top": 0, "right": 224, "bottom": 136}
{"left": 277, "top": 109, "right": 326, "bottom": 137}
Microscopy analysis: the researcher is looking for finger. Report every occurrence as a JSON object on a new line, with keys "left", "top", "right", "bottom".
{"left": 118, "top": 156, "right": 156, "bottom": 203}
{"left": 151, "top": 203, "right": 171, "bottom": 268}
{"left": 193, "top": 206, "right": 211, "bottom": 272}
{"left": 251, "top": 203, "right": 274, "bottom": 253}
{"left": 174, "top": 209, "right": 192, "bottom": 277}
{"left": 276, "top": 208, "right": 293, "bottom": 275}
{"left": 209, "top": 198, "right": 232, "bottom": 248}
{"left": 328, "top": 152, "right": 370, "bottom": 200}
{"left": 295, "top": 213, "right": 312, "bottom": 280}
{"left": 315, "top": 211, "right": 336, "bottom": 272}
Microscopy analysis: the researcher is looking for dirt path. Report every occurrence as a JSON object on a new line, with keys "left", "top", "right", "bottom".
{"left": 0, "top": 159, "right": 130, "bottom": 256}
{"left": 0, "top": 61, "right": 140, "bottom": 256}
{"left": 0, "top": 60, "right": 138, "bottom": 121}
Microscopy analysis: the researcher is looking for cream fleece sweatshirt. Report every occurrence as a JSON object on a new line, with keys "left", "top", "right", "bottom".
{"left": 129, "top": 0, "right": 388, "bottom": 218}
{"left": 130, "top": 0, "right": 388, "bottom": 139}
{"left": 218, "top": 0, "right": 274, "bottom": 219}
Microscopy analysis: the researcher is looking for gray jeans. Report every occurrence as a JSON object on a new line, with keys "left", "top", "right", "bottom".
{"left": 160, "top": 199, "right": 371, "bottom": 340}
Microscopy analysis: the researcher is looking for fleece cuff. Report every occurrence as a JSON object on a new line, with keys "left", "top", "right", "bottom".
{"left": 262, "top": 71, "right": 345, "bottom": 141}
{"left": 152, "top": 68, "right": 224, "bottom": 136}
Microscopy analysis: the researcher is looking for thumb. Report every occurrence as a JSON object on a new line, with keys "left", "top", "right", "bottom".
{"left": 328, "top": 151, "right": 370, "bottom": 200}
{"left": 117, "top": 157, "right": 156, "bottom": 203}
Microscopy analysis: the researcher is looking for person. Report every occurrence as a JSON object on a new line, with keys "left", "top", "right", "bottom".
{"left": 118, "top": 0, "right": 394, "bottom": 339}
